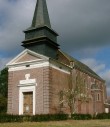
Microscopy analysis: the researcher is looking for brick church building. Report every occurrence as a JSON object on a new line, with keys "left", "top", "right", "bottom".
{"left": 7, "top": 0, "right": 107, "bottom": 115}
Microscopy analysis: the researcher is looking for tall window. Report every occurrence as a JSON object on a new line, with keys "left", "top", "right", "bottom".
{"left": 97, "top": 93, "right": 100, "bottom": 101}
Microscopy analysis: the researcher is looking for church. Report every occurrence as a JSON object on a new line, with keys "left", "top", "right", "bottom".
{"left": 7, "top": 0, "right": 107, "bottom": 115}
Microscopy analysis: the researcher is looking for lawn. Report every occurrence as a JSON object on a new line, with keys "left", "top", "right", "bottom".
{"left": 0, "top": 120, "right": 110, "bottom": 127}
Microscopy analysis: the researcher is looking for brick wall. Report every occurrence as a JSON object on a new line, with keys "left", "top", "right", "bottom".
{"left": 7, "top": 72, "right": 13, "bottom": 114}
{"left": 7, "top": 64, "right": 106, "bottom": 115}
{"left": 49, "top": 67, "right": 70, "bottom": 114}
{"left": 7, "top": 67, "right": 44, "bottom": 115}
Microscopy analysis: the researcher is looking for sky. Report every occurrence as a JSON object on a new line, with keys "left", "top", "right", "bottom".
{"left": 0, "top": 0, "right": 110, "bottom": 95}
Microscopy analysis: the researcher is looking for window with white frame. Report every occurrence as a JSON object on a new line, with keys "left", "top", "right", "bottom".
{"left": 97, "top": 93, "right": 101, "bottom": 101}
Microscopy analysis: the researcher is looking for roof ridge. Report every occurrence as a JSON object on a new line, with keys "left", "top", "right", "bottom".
{"left": 59, "top": 50, "right": 104, "bottom": 81}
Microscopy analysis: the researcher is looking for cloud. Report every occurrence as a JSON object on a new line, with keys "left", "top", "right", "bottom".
{"left": 0, "top": 0, "right": 110, "bottom": 58}
{"left": 81, "top": 58, "right": 105, "bottom": 74}
{"left": 0, "top": 0, "right": 37, "bottom": 69}
{"left": 0, "top": 0, "right": 36, "bottom": 57}
{"left": 100, "top": 70, "right": 110, "bottom": 96}
{"left": 81, "top": 58, "right": 110, "bottom": 95}
{"left": 100, "top": 70, "right": 110, "bottom": 85}
{"left": 48, "top": 0, "right": 110, "bottom": 54}
{"left": 0, "top": 57, "right": 12, "bottom": 70}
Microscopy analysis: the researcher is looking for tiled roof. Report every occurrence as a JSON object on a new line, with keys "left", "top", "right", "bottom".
{"left": 59, "top": 50, "right": 104, "bottom": 81}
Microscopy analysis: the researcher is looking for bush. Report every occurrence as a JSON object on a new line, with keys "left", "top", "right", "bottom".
{"left": 0, "top": 114, "right": 23, "bottom": 123}
{"left": 22, "top": 115, "right": 32, "bottom": 122}
{"left": 0, "top": 95, "right": 7, "bottom": 113}
{"left": 0, "top": 114, "right": 68, "bottom": 123}
{"left": 32, "top": 114, "right": 68, "bottom": 122}
{"left": 71, "top": 114, "right": 92, "bottom": 120}
{"left": 95, "top": 113, "right": 110, "bottom": 119}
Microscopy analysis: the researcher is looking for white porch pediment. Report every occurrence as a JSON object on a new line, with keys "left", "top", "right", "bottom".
{"left": 7, "top": 49, "right": 49, "bottom": 66}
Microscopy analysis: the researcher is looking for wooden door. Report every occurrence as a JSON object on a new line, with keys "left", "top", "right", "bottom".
{"left": 23, "top": 92, "right": 33, "bottom": 115}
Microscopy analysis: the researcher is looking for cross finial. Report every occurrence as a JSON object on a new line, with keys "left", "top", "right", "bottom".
{"left": 25, "top": 74, "right": 30, "bottom": 80}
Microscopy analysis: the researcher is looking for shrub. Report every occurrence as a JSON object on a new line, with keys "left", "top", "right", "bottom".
{"left": 95, "top": 113, "right": 110, "bottom": 119}
{"left": 0, "top": 114, "right": 23, "bottom": 123}
{"left": 0, "top": 114, "right": 68, "bottom": 123}
{"left": 22, "top": 115, "right": 32, "bottom": 122}
{"left": 0, "top": 95, "right": 7, "bottom": 113}
{"left": 31, "top": 114, "right": 68, "bottom": 122}
{"left": 71, "top": 114, "right": 92, "bottom": 120}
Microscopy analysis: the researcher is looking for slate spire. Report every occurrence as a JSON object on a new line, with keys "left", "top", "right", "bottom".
{"left": 22, "top": 0, "right": 60, "bottom": 59}
{"left": 32, "top": 0, "right": 51, "bottom": 28}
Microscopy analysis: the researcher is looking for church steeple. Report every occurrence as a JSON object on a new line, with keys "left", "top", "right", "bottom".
{"left": 22, "top": 0, "right": 59, "bottom": 59}
{"left": 32, "top": 0, "right": 51, "bottom": 28}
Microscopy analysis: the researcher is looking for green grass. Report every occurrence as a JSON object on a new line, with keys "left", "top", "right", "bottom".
{"left": 0, "top": 120, "right": 110, "bottom": 127}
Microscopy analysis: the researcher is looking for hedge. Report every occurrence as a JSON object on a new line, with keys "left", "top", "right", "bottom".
{"left": 31, "top": 114, "right": 68, "bottom": 122}
{"left": 0, "top": 114, "right": 68, "bottom": 123}
{"left": 71, "top": 114, "right": 92, "bottom": 120}
{"left": 1, "top": 113, "right": 110, "bottom": 122}
{"left": 95, "top": 113, "right": 110, "bottom": 119}
{"left": 0, "top": 114, "right": 23, "bottom": 123}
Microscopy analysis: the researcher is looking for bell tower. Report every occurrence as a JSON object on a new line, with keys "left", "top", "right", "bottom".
{"left": 22, "top": 0, "right": 59, "bottom": 59}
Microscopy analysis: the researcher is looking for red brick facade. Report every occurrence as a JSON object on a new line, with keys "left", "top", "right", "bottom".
{"left": 7, "top": 50, "right": 107, "bottom": 115}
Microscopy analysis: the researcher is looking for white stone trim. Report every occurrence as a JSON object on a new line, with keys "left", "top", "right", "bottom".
{"left": 9, "top": 59, "right": 43, "bottom": 66}
{"left": 105, "top": 108, "right": 109, "bottom": 113}
{"left": 19, "top": 86, "right": 36, "bottom": 115}
{"left": 104, "top": 103, "right": 110, "bottom": 106}
{"left": 50, "top": 64, "right": 70, "bottom": 74}
{"left": 19, "top": 76, "right": 36, "bottom": 115}
{"left": 8, "top": 62, "right": 49, "bottom": 72}
{"left": 19, "top": 79, "right": 37, "bottom": 87}
{"left": 8, "top": 61, "right": 70, "bottom": 74}
{"left": 19, "top": 74, "right": 37, "bottom": 86}
{"left": 7, "top": 49, "right": 49, "bottom": 66}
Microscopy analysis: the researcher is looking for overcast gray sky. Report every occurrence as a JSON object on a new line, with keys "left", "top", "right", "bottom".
{"left": 0, "top": 0, "right": 110, "bottom": 95}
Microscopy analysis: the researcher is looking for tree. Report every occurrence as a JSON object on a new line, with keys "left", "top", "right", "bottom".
{"left": 0, "top": 68, "right": 8, "bottom": 113}
{"left": 59, "top": 71, "right": 89, "bottom": 117}
{"left": 0, "top": 94, "right": 7, "bottom": 113}
{"left": 0, "top": 68, "right": 8, "bottom": 97}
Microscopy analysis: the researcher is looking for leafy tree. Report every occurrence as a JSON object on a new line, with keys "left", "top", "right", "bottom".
{"left": 0, "top": 94, "right": 7, "bottom": 113}
{"left": 0, "top": 68, "right": 8, "bottom": 97}
{"left": 59, "top": 71, "right": 89, "bottom": 117}
{"left": 0, "top": 68, "right": 8, "bottom": 113}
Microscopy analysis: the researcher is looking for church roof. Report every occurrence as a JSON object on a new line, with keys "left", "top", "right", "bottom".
{"left": 59, "top": 50, "right": 104, "bottom": 81}
{"left": 31, "top": 0, "right": 51, "bottom": 28}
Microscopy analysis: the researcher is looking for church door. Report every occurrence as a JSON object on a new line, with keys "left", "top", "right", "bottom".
{"left": 23, "top": 92, "right": 33, "bottom": 115}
